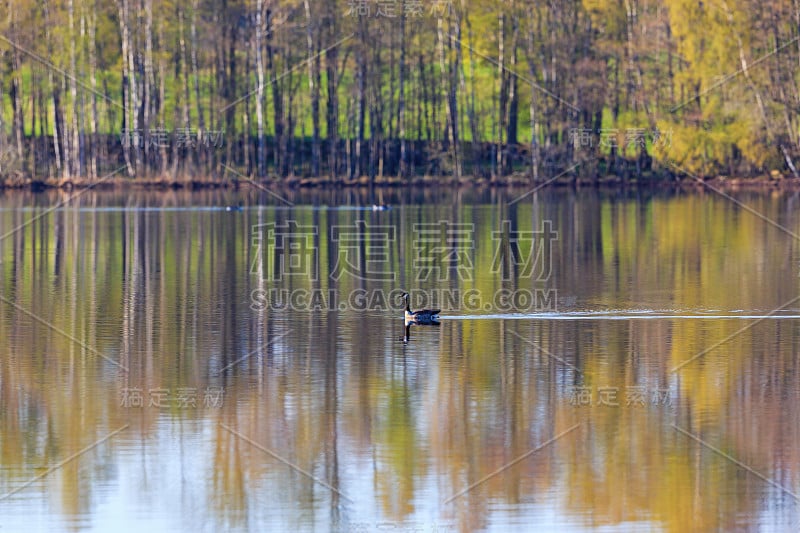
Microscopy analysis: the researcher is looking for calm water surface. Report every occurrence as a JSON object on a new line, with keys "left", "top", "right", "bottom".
{"left": 1, "top": 187, "right": 799, "bottom": 532}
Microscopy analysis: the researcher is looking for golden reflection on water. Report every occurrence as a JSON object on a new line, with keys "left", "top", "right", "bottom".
{"left": 0, "top": 188, "right": 799, "bottom": 531}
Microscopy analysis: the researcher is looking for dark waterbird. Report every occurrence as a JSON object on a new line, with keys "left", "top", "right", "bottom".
{"left": 401, "top": 292, "right": 440, "bottom": 324}
{"left": 399, "top": 317, "right": 440, "bottom": 344}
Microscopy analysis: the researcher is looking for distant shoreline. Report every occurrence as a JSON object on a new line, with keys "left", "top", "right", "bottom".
{"left": 1, "top": 172, "right": 797, "bottom": 192}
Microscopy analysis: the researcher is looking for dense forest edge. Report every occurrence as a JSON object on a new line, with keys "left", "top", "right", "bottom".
{"left": 1, "top": 0, "right": 800, "bottom": 188}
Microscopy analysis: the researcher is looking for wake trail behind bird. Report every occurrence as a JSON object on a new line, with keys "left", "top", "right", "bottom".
{"left": 440, "top": 312, "right": 800, "bottom": 320}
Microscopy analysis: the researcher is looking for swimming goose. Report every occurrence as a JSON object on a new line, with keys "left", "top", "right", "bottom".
{"left": 399, "top": 316, "right": 440, "bottom": 343}
{"left": 401, "top": 292, "right": 440, "bottom": 323}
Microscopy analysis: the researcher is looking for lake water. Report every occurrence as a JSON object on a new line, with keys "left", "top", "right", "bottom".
{"left": 1, "top": 186, "right": 799, "bottom": 532}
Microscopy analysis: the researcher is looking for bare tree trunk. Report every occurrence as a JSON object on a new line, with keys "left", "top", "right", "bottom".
{"left": 128, "top": 0, "right": 140, "bottom": 173}
{"left": 222, "top": 0, "right": 238, "bottom": 169}
{"left": 254, "top": 0, "right": 266, "bottom": 177}
{"left": 437, "top": 13, "right": 460, "bottom": 178}
{"left": 9, "top": 19, "right": 25, "bottom": 167}
{"left": 398, "top": 2, "right": 407, "bottom": 178}
{"left": 286, "top": 77, "right": 298, "bottom": 176}
{"left": 266, "top": 10, "right": 285, "bottom": 177}
{"left": 143, "top": 0, "right": 155, "bottom": 173}
{"left": 419, "top": 53, "right": 430, "bottom": 142}
{"left": 88, "top": 1, "right": 100, "bottom": 178}
{"left": 325, "top": 1, "right": 339, "bottom": 178}
{"left": 191, "top": 0, "right": 204, "bottom": 132}
{"left": 157, "top": 23, "right": 168, "bottom": 175}
{"left": 42, "top": 0, "right": 63, "bottom": 177}
{"left": 524, "top": 16, "right": 540, "bottom": 181}
{"left": 506, "top": 12, "right": 519, "bottom": 148}
{"left": 369, "top": 26, "right": 385, "bottom": 181}
{"left": 0, "top": 41, "right": 8, "bottom": 177}
{"left": 243, "top": 39, "right": 251, "bottom": 175}
{"left": 355, "top": 18, "right": 367, "bottom": 178}
{"left": 495, "top": 11, "right": 506, "bottom": 179}
{"left": 462, "top": 0, "right": 480, "bottom": 176}
{"left": 60, "top": 75, "right": 70, "bottom": 179}
{"left": 117, "top": 0, "right": 134, "bottom": 176}
{"left": 179, "top": 4, "right": 192, "bottom": 175}
{"left": 303, "top": 0, "right": 321, "bottom": 176}
{"left": 40, "top": 84, "right": 48, "bottom": 173}
{"left": 190, "top": 0, "right": 207, "bottom": 174}
{"left": 450, "top": 11, "right": 463, "bottom": 178}
{"left": 78, "top": 6, "right": 88, "bottom": 177}
{"left": 67, "top": 0, "right": 82, "bottom": 178}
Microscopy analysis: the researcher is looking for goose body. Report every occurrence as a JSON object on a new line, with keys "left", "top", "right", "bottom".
{"left": 401, "top": 292, "right": 440, "bottom": 323}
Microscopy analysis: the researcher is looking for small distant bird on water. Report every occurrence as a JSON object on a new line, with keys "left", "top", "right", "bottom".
{"left": 401, "top": 292, "right": 440, "bottom": 324}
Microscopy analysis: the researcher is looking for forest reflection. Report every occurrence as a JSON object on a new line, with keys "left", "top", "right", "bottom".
{"left": 0, "top": 188, "right": 799, "bottom": 531}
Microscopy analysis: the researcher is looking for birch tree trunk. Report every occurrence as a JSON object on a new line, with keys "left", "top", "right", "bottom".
{"left": 42, "top": 0, "right": 64, "bottom": 177}
{"left": 266, "top": 9, "right": 285, "bottom": 176}
{"left": 67, "top": 0, "right": 82, "bottom": 177}
{"left": 254, "top": 0, "right": 265, "bottom": 177}
{"left": 303, "top": 0, "right": 321, "bottom": 176}
{"left": 355, "top": 17, "right": 367, "bottom": 178}
{"left": 398, "top": 1, "right": 407, "bottom": 178}
{"left": 9, "top": 9, "right": 25, "bottom": 168}
{"left": 117, "top": 0, "right": 134, "bottom": 175}
{"left": 438, "top": 13, "right": 460, "bottom": 178}
{"left": 495, "top": 12, "right": 505, "bottom": 178}
{"left": 88, "top": 1, "right": 99, "bottom": 178}
{"left": 143, "top": 0, "right": 154, "bottom": 171}
{"left": 325, "top": 0, "right": 339, "bottom": 178}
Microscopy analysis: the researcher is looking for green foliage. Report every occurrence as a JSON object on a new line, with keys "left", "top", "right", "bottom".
{"left": 2, "top": 0, "right": 799, "bottom": 178}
